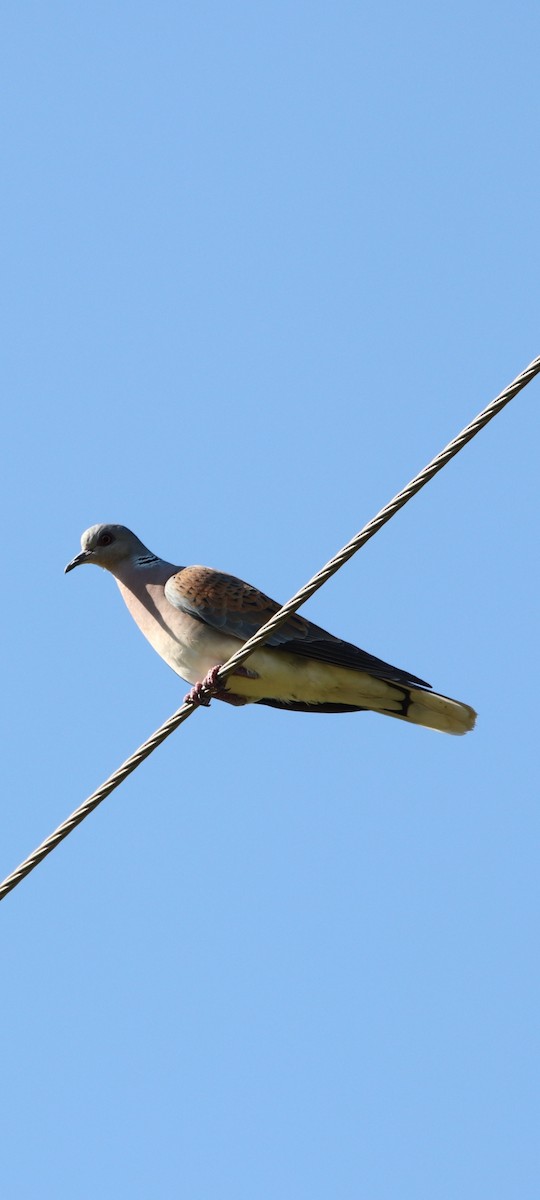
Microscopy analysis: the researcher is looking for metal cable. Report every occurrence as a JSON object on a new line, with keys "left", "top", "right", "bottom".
{"left": 1, "top": 353, "right": 539, "bottom": 902}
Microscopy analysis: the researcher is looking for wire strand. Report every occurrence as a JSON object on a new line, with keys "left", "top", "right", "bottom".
{"left": 1, "top": 353, "right": 539, "bottom": 902}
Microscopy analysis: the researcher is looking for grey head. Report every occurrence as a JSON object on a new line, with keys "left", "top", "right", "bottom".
{"left": 65, "top": 524, "right": 155, "bottom": 574}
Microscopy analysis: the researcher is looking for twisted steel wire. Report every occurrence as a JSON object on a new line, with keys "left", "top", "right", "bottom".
{"left": 1, "top": 353, "right": 539, "bottom": 902}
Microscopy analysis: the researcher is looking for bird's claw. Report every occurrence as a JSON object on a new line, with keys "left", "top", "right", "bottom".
{"left": 184, "top": 664, "right": 223, "bottom": 708}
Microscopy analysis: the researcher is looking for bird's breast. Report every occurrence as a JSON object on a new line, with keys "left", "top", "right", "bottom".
{"left": 115, "top": 576, "right": 242, "bottom": 683}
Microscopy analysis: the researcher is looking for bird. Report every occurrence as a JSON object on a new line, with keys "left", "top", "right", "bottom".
{"left": 65, "top": 524, "right": 476, "bottom": 735}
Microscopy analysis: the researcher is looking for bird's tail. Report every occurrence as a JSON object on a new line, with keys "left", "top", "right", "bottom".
{"left": 259, "top": 680, "right": 476, "bottom": 734}
{"left": 379, "top": 682, "right": 477, "bottom": 735}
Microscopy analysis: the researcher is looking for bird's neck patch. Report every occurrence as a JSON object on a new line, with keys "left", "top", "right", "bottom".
{"left": 135, "top": 554, "right": 160, "bottom": 568}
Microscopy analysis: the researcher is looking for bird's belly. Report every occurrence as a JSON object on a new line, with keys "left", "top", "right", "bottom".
{"left": 166, "top": 626, "right": 246, "bottom": 685}
{"left": 222, "top": 647, "right": 397, "bottom": 706}
{"left": 144, "top": 615, "right": 242, "bottom": 685}
{"left": 165, "top": 635, "right": 385, "bottom": 705}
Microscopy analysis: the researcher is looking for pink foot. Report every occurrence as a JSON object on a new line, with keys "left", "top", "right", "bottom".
{"left": 184, "top": 664, "right": 223, "bottom": 707}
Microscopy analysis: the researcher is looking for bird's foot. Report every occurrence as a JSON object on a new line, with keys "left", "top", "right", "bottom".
{"left": 184, "top": 664, "right": 223, "bottom": 708}
{"left": 185, "top": 662, "right": 260, "bottom": 707}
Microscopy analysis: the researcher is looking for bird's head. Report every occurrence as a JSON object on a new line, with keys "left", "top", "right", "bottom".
{"left": 65, "top": 524, "right": 150, "bottom": 574}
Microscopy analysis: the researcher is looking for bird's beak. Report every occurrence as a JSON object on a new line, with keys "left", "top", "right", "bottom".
{"left": 64, "top": 550, "right": 91, "bottom": 574}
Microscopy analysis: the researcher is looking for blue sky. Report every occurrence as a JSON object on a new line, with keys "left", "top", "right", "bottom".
{"left": 1, "top": 3, "right": 539, "bottom": 1197}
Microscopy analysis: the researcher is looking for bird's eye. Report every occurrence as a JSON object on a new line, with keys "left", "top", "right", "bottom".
{"left": 98, "top": 532, "right": 114, "bottom": 547}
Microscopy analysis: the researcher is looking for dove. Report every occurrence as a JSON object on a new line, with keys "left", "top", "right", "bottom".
{"left": 65, "top": 524, "right": 476, "bottom": 734}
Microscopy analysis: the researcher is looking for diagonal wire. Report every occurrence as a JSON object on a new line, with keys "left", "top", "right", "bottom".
{"left": 1, "top": 354, "right": 539, "bottom": 902}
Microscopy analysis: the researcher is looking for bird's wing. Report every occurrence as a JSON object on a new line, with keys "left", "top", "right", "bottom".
{"left": 164, "top": 566, "right": 430, "bottom": 689}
